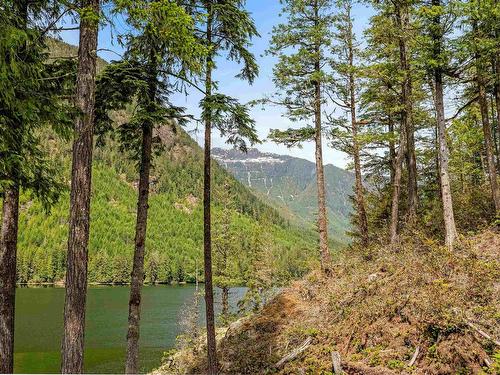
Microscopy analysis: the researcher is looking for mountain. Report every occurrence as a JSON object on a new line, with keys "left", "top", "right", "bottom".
{"left": 212, "top": 148, "right": 355, "bottom": 243}
{"left": 12, "top": 40, "right": 320, "bottom": 284}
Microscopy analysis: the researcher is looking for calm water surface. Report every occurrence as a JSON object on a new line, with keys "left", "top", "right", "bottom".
{"left": 14, "top": 285, "right": 244, "bottom": 374}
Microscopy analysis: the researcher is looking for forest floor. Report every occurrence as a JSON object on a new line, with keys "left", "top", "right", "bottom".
{"left": 155, "top": 228, "right": 500, "bottom": 374}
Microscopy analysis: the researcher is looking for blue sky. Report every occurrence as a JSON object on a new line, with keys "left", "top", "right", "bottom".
{"left": 60, "top": 0, "right": 375, "bottom": 169}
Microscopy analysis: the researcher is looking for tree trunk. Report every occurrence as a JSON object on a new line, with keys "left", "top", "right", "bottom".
{"left": 0, "top": 185, "right": 19, "bottom": 374}
{"left": 203, "top": 10, "right": 218, "bottom": 375}
{"left": 476, "top": 48, "right": 500, "bottom": 213}
{"left": 221, "top": 286, "right": 229, "bottom": 319}
{"left": 125, "top": 75, "right": 154, "bottom": 373}
{"left": 0, "top": 2, "right": 26, "bottom": 371}
{"left": 346, "top": 5, "right": 369, "bottom": 247}
{"left": 433, "top": 81, "right": 457, "bottom": 244}
{"left": 432, "top": 0, "right": 458, "bottom": 249}
{"left": 478, "top": 73, "right": 500, "bottom": 212}
{"left": 396, "top": 1, "right": 418, "bottom": 220}
{"left": 314, "top": 1, "right": 331, "bottom": 271}
{"left": 388, "top": 116, "right": 396, "bottom": 185}
{"left": 61, "top": 0, "right": 99, "bottom": 372}
{"left": 389, "top": 124, "right": 407, "bottom": 246}
{"left": 494, "top": 56, "right": 500, "bottom": 169}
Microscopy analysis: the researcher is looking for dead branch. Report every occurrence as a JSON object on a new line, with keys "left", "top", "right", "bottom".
{"left": 274, "top": 336, "right": 312, "bottom": 369}
{"left": 331, "top": 351, "right": 343, "bottom": 374}
{"left": 467, "top": 322, "right": 500, "bottom": 346}
{"left": 408, "top": 346, "right": 420, "bottom": 367}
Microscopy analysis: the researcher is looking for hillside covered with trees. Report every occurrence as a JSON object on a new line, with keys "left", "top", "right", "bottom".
{"left": 15, "top": 123, "right": 319, "bottom": 285}
{"left": 1, "top": 0, "right": 499, "bottom": 374}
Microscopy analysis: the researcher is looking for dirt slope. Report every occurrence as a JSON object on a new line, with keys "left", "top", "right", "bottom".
{"left": 158, "top": 229, "right": 500, "bottom": 374}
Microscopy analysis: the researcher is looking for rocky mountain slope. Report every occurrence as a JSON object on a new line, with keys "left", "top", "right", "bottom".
{"left": 213, "top": 148, "right": 355, "bottom": 243}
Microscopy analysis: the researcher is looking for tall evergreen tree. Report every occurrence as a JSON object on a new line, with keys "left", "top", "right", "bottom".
{"left": 397, "top": 0, "right": 419, "bottom": 221}
{"left": 329, "top": 0, "right": 369, "bottom": 246}
{"left": 0, "top": 2, "right": 72, "bottom": 371}
{"left": 419, "top": 0, "right": 459, "bottom": 248}
{"left": 458, "top": 0, "right": 500, "bottom": 213}
{"left": 95, "top": 1, "right": 206, "bottom": 372}
{"left": 365, "top": 0, "right": 420, "bottom": 245}
{"left": 266, "top": 0, "right": 334, "bottom": 270}
{"left": 213, "top": 179, "right": 241, "bottom": 322}
{"left": 61, "top": 0, "right": 100, "bottom": 372}
{"left": 188, "top": 1, "right": 259, "bottom": 372}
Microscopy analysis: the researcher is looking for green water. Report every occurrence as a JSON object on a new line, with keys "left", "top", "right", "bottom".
{"left": 14, "top": 285, "right": 244, "bottom": 374}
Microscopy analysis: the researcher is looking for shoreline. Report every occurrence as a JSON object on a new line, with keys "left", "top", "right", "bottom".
{"left": 16, "top": 281, "right": 194, "bottom": 287}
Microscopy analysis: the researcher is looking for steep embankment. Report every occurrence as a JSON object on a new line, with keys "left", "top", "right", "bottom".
{"left": 159, "top": 229, "right": 500, "bottom": 374}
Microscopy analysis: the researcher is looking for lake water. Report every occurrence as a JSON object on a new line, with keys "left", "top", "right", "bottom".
{"left": 14, "top": 285, "right": 245, "bottom": 374}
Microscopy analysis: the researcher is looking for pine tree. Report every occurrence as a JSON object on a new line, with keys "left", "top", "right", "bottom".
{"left": 266, "top": 0, "right": 334, "bottom": 271}
{"left": 469, "top": 0, "right": 500, "bottom": 213}
{"left": 418, "top": 0, "right": 459, "bottom": 248}
{"left": 213, "top": 180, "right": 241, "bottom": 322}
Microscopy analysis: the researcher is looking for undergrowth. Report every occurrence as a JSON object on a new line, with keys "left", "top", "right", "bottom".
{"left": 157, "top": 228, "right": 499, "bottom": 374}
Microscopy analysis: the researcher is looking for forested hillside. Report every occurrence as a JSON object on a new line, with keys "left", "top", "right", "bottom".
{"left": 213, "top": 148, "right": 354, "bottom": 242}
{"left": 15, "top": 113, "right": 318, "bottom": 285}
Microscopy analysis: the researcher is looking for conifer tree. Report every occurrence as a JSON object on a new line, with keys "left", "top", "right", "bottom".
{"left": 213, "top": 179, "right": 241, "bottom": 322}
{"left": 0, "top": 2, "right": 72, "bottom": 371}
{"left": 266, "top": 0, "right": 334, "bottom": 269}
{"left": 186, "top": 2, "right": 259, "bottom": 372}
{"left": 329, "top": 0, "right": 369, "bottom": 246}
{"left": 61, "top": 0, "right": 100, "bottom": 372}
{"left": 95, "top": 1, "right": 206, "bottom": 372}
{"left": 466, "top": 0, "right": 500, "bottom": 213}
{"left": 365, "top": 0, "right": 419, "bottom": 245}
{"left": 418, "top": 0, "right": 459, "bottom": 248}
{"left": 362, "top": 8, "right": 402, "bottom": 201}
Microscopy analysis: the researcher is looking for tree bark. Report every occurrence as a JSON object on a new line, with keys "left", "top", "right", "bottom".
{"left": 203, "top": 9, "right": 218, "bottom": 375}
{"left": 0, "top": 185, "right": 19, "bottom": 374}
{"left": 0, "top": 2, "right": 26, "bottom": 371}
{"left": 476, "top": 50, "right": 500, "bottom": 213}
{"left": 432, "top": 45, "right": 458, "bottom": 248}
{"left": 494, "top": 56, "right": 500, "bottom": 169}
{"left": 314, "top": 0, "right": 331, "bottom": 270}
{"left": 396, "top": 0, "right": 418, "bottom": 220}
{"left": 221, "top": 286, "right": 229, "bottom": 319}
{"left": 389, "top": 124, "right": 407, "bottom": 246}
{"left": 61, "top": 0, "right": 99, "bottom": 372}
{"left": 388, "top": 116, "right": 396, "bottom": 186}
{"left": 346, "top": 3, "right": 369, "bottom": 247}
{"left": 125, "top": 62, "right": 155, "bottom": 372}
{"left": 472, "top": 19, "right": 499, "bottom": 209}
{"left": 432, "top": 0, "right": 458, "bottom": 249}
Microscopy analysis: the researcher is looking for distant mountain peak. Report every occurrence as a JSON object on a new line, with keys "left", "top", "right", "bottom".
{"left": 212, "top": 147, "right": 355, "bottom": 243}
{"left": 212, "top": 147, "right": 287, "bottom": 165}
